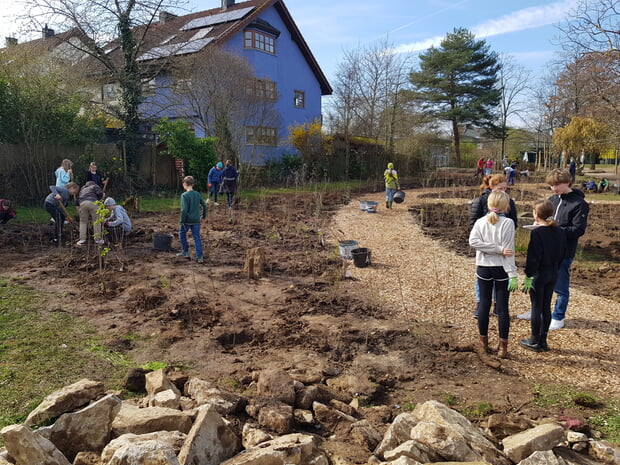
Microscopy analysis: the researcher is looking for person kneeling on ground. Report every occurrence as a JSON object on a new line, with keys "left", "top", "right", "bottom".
{"left": 103, "top": 197, "right": 132, "bottom": 244}
{"left": 0, "top": 199, "right": 16, "bottom": 225}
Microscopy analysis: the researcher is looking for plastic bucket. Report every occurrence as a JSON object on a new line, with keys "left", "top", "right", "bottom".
{"left": 359, "top": 201, "right": 368, "bottom": 211}
{"left": 365, "top": 201, "right": 378, "bottom": 213}
{"left": 153, "top": 233, "right": 173, "bottom": 251}
{"left": 393, "top": 190, "right": 405, "bottom": 204}
{"left": 338, "top": 240, "right": 358, "bottom": 260}
{"left": 351, "top": 247, "right": 371, "bottom": 268}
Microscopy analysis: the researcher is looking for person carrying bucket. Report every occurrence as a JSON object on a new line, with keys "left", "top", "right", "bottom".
{"left": 384, "top": 163, "right": 400, "bottom": 209}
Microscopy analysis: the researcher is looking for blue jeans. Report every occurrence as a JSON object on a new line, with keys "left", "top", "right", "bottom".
{"left": 209, "top": 183, "right": 220, "bottom": 202}
{"left": 179, "top": 223, "right": 202, "bottom": 258}
{"left": 552, "top": 257, "right": 573, "bottom": 321}
{"left": 386, "top": 188, "right": 396, "bottom": 202}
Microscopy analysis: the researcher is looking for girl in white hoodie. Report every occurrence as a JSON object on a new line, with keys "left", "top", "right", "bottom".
{"left": 469, "top": 191, "right": 518, "bottom": 358}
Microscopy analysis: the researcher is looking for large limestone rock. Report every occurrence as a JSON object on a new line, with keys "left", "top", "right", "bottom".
{"left": 502, "top": 423, "right": 565, "bottom": 463}
{"left": 374, "top": 413, "right": 418, "bottom": 459}
{"left": 220, "top": 433, "right": 328, "bottom": 465}
{"left": 177, "top": 405, "right": 240, "bottom": 465}
{"left": 518, "top": 450, "right": 569, "bottom": 464}
{"left": 151, "top": 389, "right": 181, "bottom": 409}
{"left": 408, "top": 400, "right": 512, "bottom": 465}
{"left": 241, "top": 423, "right": 273, "bottom": 449}
{"left": 246, "top": 398, "right": 294, "bottom": 435}
{"left": 106, "top": 441, "right": 180, "bottom": 465}
{"left": 24, "top": 379, "right": 105, "bottom": 427}
{"left": 257, "top": 369, "right": 296, "bottom": 406}
{"left": 111, "top": 403, "right": 193, "bottom": 436}
{"left": 145, "top": 369, "right": 181, "bottom": 407}
{"left": 101, "top": 431, "right": 186, "bottom": 463}
{"left": 1, "top": 424, "right": 71, "bottom": 465}
{"left": 39, "top": 393, "right": 121, "bottom": 461}
{"left": 184, "top": 377, "right": 245, "bottom": 415}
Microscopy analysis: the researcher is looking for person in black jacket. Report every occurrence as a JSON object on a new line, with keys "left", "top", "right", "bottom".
{"left": 469, "top": 174, "right": 518, "bottom": 318}
{"left": 517, "top": 169, "right": 589, "bottom": 330}
{"left": 519, "top": 200, "right": 567, "bottom": 352}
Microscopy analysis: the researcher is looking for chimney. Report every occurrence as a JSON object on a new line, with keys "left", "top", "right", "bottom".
{"left": 159, "top": 11, "right": 177, "bottom": 24}
{"left": 221, "top": 0, "right": 235, "bottom": 10}
{"left": 5, "top": 37, "right": 18, "bottom": 47}
{"left": 42, "top": 24, "right": 55, "bottom": 38}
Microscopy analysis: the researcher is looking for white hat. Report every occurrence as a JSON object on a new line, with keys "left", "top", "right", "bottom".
{"left": 104, "top": 197, "right": 116, "bottom": 206}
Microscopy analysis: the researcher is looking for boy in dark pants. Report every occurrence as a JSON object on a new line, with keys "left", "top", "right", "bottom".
{"left": 43, "top": 182, "right": 79, "bottom": 246}
{"left": 177, "top": 176, "right": 207, "bottom": 263}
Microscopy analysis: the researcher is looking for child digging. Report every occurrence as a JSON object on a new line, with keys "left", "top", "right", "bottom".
{"left": 177, "top": 176, "right": 207, "bottom": 263}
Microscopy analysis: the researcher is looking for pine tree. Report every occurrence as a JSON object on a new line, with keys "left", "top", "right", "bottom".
{"left": 409, "top": 28, "right": 500, "bottom": 166}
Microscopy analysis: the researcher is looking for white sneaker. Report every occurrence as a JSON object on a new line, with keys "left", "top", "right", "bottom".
{"left": 214, "top": 202, "right": 220, "bottom": 206}
{"left": 76, "top": 240, "right": 86, "bottom": 246}
{"left": 206, "top": 198, "right": 210, "bottom": 204}
{"left": 95, "top": 239, "right": 105, "bottom": 245}
{"left": 549, "top": 319, "right": 565, "bottom": 330}
{"left": 517, "top": 310, "right": 532, "bottom": 320}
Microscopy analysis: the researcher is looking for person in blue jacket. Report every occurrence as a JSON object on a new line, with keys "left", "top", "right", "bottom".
{"left": 207, "top": 162, "right": 223, "bottom": 205}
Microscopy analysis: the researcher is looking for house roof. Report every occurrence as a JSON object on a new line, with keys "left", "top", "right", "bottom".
{"left": 112, "top": 0, "right": 332, "bottom": 95}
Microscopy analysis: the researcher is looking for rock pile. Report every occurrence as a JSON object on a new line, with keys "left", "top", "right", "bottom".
{"left": 1, "top": 369, "right": 618, "bottom": 465}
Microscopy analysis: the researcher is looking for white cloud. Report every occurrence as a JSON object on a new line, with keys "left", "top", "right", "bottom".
{"left": 392, "top": 0, "right": 578, "bottom": 54}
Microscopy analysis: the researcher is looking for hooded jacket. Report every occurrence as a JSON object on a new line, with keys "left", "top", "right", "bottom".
{"left": 548, "top": 188, "right": 589, "bottom": 258}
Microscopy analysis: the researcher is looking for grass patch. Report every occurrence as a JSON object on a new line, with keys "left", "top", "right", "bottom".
{"left": 590, "top": 401, "right": 620, "bottom": 444}
{"left": 462, "top": 402, "right": 492, "bottom": 418}
{"left": 0, "top": 277, "right": 128, "bottom": 430}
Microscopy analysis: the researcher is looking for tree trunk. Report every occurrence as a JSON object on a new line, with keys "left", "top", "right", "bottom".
{"left": 452, "top": 119, "right": 461, "bottom": 167}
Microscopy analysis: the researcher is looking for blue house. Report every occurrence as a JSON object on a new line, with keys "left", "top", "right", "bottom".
{"left": 129, "top": 0, "right": 332, "bottom": 164}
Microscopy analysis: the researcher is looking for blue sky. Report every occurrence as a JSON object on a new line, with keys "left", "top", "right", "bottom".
{"left": 2, "top": 0, "right": 578, "bottom": 86}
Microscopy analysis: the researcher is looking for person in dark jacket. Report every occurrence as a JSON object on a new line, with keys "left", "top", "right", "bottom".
{"left": 517, "top": 169, "right": 589, "bottom": 329}
{"left": 469, "top": 174, "right": 518, "bottom": 318}
{"left": 220, "top": 160, "right": 239, "bottom": 209}
{"left": 44, "top": 182, "right": 79, "bottom": 246}
{"left": 0, "top": 199, "right": 16, "bottom": 224}
{"left": 519, "top": 200, "right": 567, "bottom": 352}
{"left": 84, "top": 162, "right": 109, "bottom": 192}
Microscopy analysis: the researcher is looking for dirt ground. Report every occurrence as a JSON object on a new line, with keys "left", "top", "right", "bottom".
{"left": 1, "top": 177, "right": 618, "bottom": 434}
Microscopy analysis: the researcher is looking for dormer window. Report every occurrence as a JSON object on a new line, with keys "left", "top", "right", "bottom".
{"left": 244, "top": 30, "right": 275, "bottom": 54}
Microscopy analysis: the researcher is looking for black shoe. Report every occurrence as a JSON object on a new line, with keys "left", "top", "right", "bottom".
{"left": 519, "top": 338, "right": 543, "bottom": 352}
{"left": 52, "top": 238, "right": 59, "bottom": 247}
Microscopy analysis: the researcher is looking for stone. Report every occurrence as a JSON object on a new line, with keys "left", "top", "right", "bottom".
{"left": 145, "top": 369, "right": 181, "bottom": 407}
{"left": 241, "top": 423, "right": 273, "bottom": 449}
{"left": 102, "top": 431, "right": 186, "bottom": 463}
{"left": 502, "top": 423, "right": 565, "bottom": 463}
{"left": 106, "top": 441, "right": 180, "bottom": 465}
{"left": 1, "top": 424, "right": 71, "bottom": 465}
{"left": 184, "top": 377, "right": 245, "bottom": 415}
{"left": 588, "top": 439, "right": 620, "bottom": 464}
{"left": 295, "top": 384, "right": 333, "bottom": 410}
{"left": 410, "top": 401, "right": 511, "bottom": 465}
{"left": 220, "top": 433, "right": 328, "bottom": 465}
{"left": 326, "top": 373, "right": 379, "bottom": 399}
{"left": 566, "top": 431, "right": 588, "bottom": 443}
{"left": 517, "top": 449, "right": 568, "bottom": 464}
{"left": 24, "top": 379, "right": 105, "bottom": 427}
{"left": 350, "top": 419, "right": 382, "bottom": 451}
{"left": 374, "top": 412, "right": 418, "bottom": 459}
{"left": 294, "top": 408, "right": 315, "bottom": 426}
{"left": 122, "top": 368, "right": 151, "bottom": 393}
{"left": 383, "top": 457, "right": 423, "bottom": 465}
{"left": 111, "top": 403, "right": 192, "bottom": 436}
{"left": 73, "top": 451, "right": 102, "bottom": 465}
{"left": 257, "top": 369, "right": 296, "bottom": 406}
{"left": 383, "top": 439, "right": 437, "bottom": 463}
{"left": 246, "top": 398, "right": 294, "bottom": 435}
{"left": 329, "top": 399, "right": 358, "bottom": 418}
{"left": 151, "top": 389, "right": 181, "bottom": 409}
{"left": 484, "top": 413, "right": 534, "bottom": 440}
{"left": 41, "top": 393, "right": 121, "bottom": 461}
{"left": 177, "top": 405, "right": 240, "bottom": 465}
{"left": 313, "top": 401, "right": 356, "bottom": 437}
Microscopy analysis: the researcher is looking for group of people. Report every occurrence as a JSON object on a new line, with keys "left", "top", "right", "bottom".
{"left": 45, "top": 158, "right": 131, "bottom": 246}
{"left": 469, "top": 168, "right": 589, "bottom": 358}
{"left": 207, "top": 160, "right": 239, "bottom": 209}
{"left": 584, "top": 178, "right": 610, "bottom": 193}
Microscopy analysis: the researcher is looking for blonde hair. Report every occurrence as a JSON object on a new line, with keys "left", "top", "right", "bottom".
{"left": 533, "top": 200, "right": 558, "bottom": 227}
{"left": 61, "top": 159, "right": 73, "bottom": 171}
{"left": 486, "top": 191, "right": 510, "bottom": 225}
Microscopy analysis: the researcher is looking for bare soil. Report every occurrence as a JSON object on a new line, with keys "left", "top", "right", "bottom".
{"left": 1, "top": 177, "right": 618, "bottom": 435}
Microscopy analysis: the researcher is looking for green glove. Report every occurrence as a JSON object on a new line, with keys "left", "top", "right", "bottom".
{"left": 522, "top": 276, "right": 535, "bottom": 293}
{"left": 508, "top": 277, "right": 518, "bottom": 292}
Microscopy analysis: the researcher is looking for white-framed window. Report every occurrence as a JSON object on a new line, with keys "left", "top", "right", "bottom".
{"left": 294, "top": 90, "right": 305, "bottom": 108}
{"left": 244, "top": 30, "right": 275, "bottom": 54}
{"left": 246, "top": 126, "right": 277, "bottom": 146}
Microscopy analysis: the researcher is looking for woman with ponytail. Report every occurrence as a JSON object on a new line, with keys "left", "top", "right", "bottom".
{"left": 469, "top": 191, "right": 518, "bottom": 358}
{"left": 519, "top": 200, "right": 567, "bottom": 352}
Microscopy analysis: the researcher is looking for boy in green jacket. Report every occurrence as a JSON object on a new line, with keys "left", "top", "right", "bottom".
{"left": 177, "top": 176, "right": 207, "bottom": 263}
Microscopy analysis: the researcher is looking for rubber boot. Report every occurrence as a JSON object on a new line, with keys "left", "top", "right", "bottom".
{"left": 479, "top": 335, "right": 490, "bottom": 353}
{"left": 388, "top": 200, "right": 393, "bottom": 209}
{"left": 519, "top": 337, "right": 542, "bottom": 352}
{"left": 386, "top": 200, "right": 389, "bottom": 208}
{"left": 498, "top": 338, "right": 509, "bottom": 359}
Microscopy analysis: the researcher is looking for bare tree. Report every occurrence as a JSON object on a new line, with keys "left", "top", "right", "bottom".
{"left": 558, "top": 0, "right": 620, "bottom": 54}
{"left": 495, "top": 55, "right": 531, "bottom": 158}
{"left": 20, "top": 0, "right": 188, "bottom": 166}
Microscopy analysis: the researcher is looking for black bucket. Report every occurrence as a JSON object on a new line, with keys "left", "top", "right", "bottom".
{"left": 393, "top": 190, "right": 405, "bottom": 204}
{"left": 153, "top": 233, "right": 173, "bottom": 251}
{"left": 351, "top": 247, "right": 371, "bottom": 268}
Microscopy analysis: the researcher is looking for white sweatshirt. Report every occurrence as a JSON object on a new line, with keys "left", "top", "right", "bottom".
{"left": 468, "top": 215, "right": 517, "bottom": 278}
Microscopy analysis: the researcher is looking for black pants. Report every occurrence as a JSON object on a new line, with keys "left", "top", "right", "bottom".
{"left": 529, "top": 270, "right": 559, "bottom": 340}
{"left": 105, "top": 225, "right": 125, "bottom": 244}
{"left": 476, "top": 266, "right": 510, "bottom": 339}
{"left": 45, "top": 202, "right": 65, "bottom": 241}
